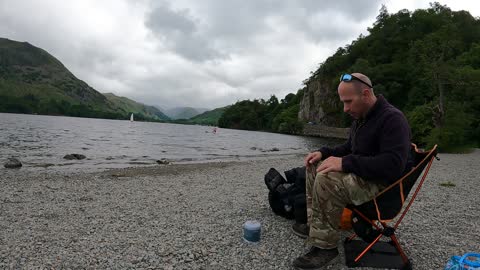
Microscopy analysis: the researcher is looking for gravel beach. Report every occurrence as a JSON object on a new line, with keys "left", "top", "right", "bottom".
{"left": 1, "top": 151, "right": 479, "bottom": 269}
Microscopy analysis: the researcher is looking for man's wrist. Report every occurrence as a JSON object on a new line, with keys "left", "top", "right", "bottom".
{"left": 341, "top": 155, "right": 352, "bottom": 172}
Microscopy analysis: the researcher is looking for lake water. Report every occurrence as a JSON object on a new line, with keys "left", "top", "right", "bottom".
{"left": 0, "top": 113, "right": 342, "bottom": 172}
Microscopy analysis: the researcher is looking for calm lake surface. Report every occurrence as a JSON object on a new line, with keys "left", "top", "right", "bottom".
{"left": 0, "top": 113, "right": 342, "bottom": 172}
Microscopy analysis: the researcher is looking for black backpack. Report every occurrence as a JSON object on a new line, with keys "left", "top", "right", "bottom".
{"left": 264, "top": 167, "right": 307, "bottom": 222}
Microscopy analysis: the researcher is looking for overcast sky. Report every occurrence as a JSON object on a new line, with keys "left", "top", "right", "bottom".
{"left": 0, "top": 1, "right": 479, "bottom": 109}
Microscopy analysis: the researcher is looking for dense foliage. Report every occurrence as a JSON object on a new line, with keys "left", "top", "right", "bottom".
{"left": 218, "top": 89, "right": 304, "bottom": 134}
{"left": 305, "top": 3, "right": 480, "bottom": 152}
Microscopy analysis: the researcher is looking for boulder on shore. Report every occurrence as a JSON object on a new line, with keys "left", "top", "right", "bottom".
{"left": 63, "top": 154, "right": 86, "bottom": 160}
{"left": 4, "top": 157, "right": 22, "bottom": 168}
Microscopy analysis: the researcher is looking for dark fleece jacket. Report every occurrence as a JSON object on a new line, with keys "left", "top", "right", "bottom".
{"left": 319, "top": 95, "right": 412, "bottom": 185}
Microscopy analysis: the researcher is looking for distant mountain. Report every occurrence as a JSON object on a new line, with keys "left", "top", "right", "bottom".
{"left": 196, "top": 108, "right": 210, "bottom": 114}
{"left": 103, "top": 93, "right": 170, "bottom": 121}
{"left": 174, "top": 106, "right": 228, "bottom": 126}
{"left": 164, "top": 107, "right": 209, "bottom": 120}
{"left": 0, "top": 37, "right": 167, "bottom": 122}
{"left": 154, "top": 105, "right": 165, "bottom": 112}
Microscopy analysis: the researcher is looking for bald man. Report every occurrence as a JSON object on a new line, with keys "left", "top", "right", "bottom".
{"left": 292, "top": 73, "right": 412, "bottom": 269}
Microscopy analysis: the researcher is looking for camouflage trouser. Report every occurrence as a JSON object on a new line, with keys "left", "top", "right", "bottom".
{"left": 306, "top": 163, "right": 384, "bottom": 249}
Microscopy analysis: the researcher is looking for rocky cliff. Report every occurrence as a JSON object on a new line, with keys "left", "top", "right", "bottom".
{"left": 298, "top": 77, "right": 344, "bottom": 127}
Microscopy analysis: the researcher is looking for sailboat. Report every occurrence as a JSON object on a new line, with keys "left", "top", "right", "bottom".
{"left": 130, "top": 113, "right": 134, "bottom": 122}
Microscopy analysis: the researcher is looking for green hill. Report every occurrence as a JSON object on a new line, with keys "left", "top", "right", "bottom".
{"left": 189, "top": 106, "right": 228, "bottom": 125}
{"left": 0, "top": 37, "right": 167, "bottom": 122}
{"left": 103, "top": 93, "right": 170, "bottom": 121}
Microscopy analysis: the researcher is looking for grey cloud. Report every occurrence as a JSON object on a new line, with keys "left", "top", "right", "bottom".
{"left": 146, "top": 4, "right": 224, "bottom": 61}
{"left": 146, "top": 5, "right": 196, "bottom": 34}
{"left": 299, "top": 0, "right": 383, "bottom": 21}
{"left": 145, "top": 0, "right": 383, "bottom": 62}
{"left": 194, "top": 0, "right": 382, "bottom": 38}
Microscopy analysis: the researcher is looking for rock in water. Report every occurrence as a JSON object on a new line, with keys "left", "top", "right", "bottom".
{"left": 63, "top": 154, "right": 86, "bottom": 160}
{"left": 261, "top": 147, "right": 280, "bottom": 152}
{"left": 4, "top": 157, "right": 22, "bottom": 168}
{"left": 156, "top": 158, "right": 170, "bottom": 165}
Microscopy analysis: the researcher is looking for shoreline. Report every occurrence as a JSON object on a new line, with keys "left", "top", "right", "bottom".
{"left": 1, "top": 152, "right": 479, "bottom": 269}
{"left": 2, "top": 152, "right": 306, "bottom": 174}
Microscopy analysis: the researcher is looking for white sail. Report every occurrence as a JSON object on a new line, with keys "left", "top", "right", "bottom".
{"left": 130, "top": 113, "right": 134, "bottom": 122}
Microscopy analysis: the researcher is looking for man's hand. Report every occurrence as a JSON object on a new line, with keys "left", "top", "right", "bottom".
{"left": 316, "top": 157, "right": 343, "bottom": 174}
{"left": 304, "top": 151, "right": 322, "bottom": 167}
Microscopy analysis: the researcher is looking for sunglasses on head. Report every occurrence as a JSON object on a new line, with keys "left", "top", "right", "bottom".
{"left": 339, "top": 74, "right": 372, "bottom": 88}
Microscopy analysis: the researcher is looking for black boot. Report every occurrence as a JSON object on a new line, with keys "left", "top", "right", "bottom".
{"left": 292, "top": 223, "right": 309, "bottom": 239}
{"left": 292, "top": 247, "right": 339, "bottom": 269}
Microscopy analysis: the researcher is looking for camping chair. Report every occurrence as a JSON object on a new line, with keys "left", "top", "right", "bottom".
{"left": 344, "top": 143, "right": 439, "bottom": 270}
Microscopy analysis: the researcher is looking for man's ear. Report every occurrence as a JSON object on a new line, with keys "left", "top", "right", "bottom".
{"left": 361, "top": 88, "right": 370, "bottom": 99}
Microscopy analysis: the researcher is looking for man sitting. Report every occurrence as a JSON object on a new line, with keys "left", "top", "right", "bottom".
{"left": 292, "top": 73, "right": 412, "bottom": 269}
